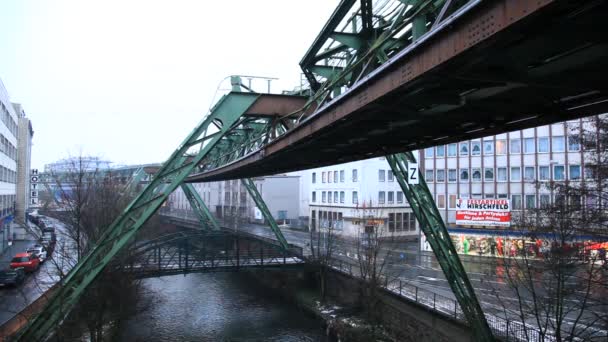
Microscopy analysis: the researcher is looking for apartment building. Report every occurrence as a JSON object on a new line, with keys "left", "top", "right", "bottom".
{"left": 15, "top": 103, "right": 34, "bottom": 224}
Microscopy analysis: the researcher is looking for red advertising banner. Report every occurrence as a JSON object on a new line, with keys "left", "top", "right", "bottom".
{"left": 456, "top": 199, "right": 511, "bottom": 227}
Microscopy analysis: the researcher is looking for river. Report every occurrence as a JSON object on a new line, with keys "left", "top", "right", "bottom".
{"left": 116, "top": 272, "right": 327, "bottom": 342}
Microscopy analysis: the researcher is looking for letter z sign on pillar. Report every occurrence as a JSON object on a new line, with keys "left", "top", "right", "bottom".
{"left": 30, "top": 169, "right": 39, "bottom": 206}
{"left": 408, "top": 163, "right": 419, "bottom": 184}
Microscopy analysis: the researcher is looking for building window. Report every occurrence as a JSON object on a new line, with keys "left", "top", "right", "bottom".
{"left": 448, "top": 169, "right": 457, "bottom": 182}
{"left": 425, "top": 147, "right": 434, "bottom": 158}
{"left": 483, "top": 140, "right": 494, "bottom": 155}
{"left": 498, "top": 193, "right": 508, "bottom": 199}
{"left": 352, "top": 169, "right": 358, "bottom": 182}
{"left": 437, "top": 194, "right": 446, "bottom": 209}
{"left": 584, "top": 165, "right": 594, "bottom": 180}
{"left": 540, "top": 194, "right": 551, "bottom": 208}
{"left": 322, "top": 191, "right": 326, "bottom": 203}
{"left": 328, "top": 191, "right": 332, "bottom": 203}
{"left": 340, "top": 191, "right": 345, "bottom": 203}
{"left": 425, "top": 169, "right": 434, "bottom": 182}
{"left": 496, "top": 139, "right": 507, "bottom": 154}
{"left": 388, "top": 191, "right": 394, "bottom": 204}
{"left": 512, "top": 195, "right": 522, "bottom": 210}
{"left": 552, "top": 136, "right": 565, "bottom": 152}
{"left": 447, "top": 143, "right": 457, "bottom": 157}
{"left": 311, "top": 210, "right": 317, "bottom": 230}
{"left": 484, "top": 168, "right": 494, "bottom": 181}
{"left": 524, "top": 167, "right": 535, "bottom": 181}
{"left": 568, "top": 134, "right": 581, "bottom": 151}
{"left": 523, "top": 137, "right": 535, "bottom": 153}
{"left": 584, "top": 134, "right": 597, "bottom": 150}
{"left": 312, "top": 172, "right": 316, "bottom": 183}
{"left": 485, "top": 194, "right": 495, "bottom": 199}
{"left": 322, "top": 172, "right": 326, "bottom": 183}
{"left": 449, "top": 195, "right": 457, "bottom": 209}
{"left": 537, "top": 166, "right": 549, "bottom": 181}
{"left": 459, "top": 142, "right": 469, "bottom": 156}
{"left": 333, "top": 171, "right": 338, "bottom": 183}
{"left": 538, "top": 137, "right": 549, "bottom": 153}
{"left": 379, "top": 191, "right": 385, "bottom": 204}
{"left": 569, "top": 165, "right": 581, "bottom": 180}
{"left": 379, "top": 169, "right": 386, "bottom": 182}
{"left": 496, "top": 167, "right": 507, "bottom": 182}
{"left": 472, "top": 168, "right": 482, "bottom": 182}
{"left": 388, "top": 171, "right": 394, "bottom": 182}
{"left": 340, "top": 170, "right": 345, "bottom": 182}
{"left": 397, "top": 191, "right": 403, "bottom": 203}
{"left": 328, "top": 171, "right": 332, "bottom": 183}
{"left": 334, "top": 191, "right": 338, "bottom": 203}
{"left": 510, "top": 138, "right": 521, "bottom": 154}
{"left": 510, "top": 167, "right": 521, "bottom": 181}
{"left": 352, "top": 191, "right": 358, "bottom": 204}
{"left": 388, "top": 213, "right": 395, "bottom": 232}
{"left": 312, "top": 191, "right": 316, "bottom": 202}
{"left": 471, "top": 141, "right": 481, "bottom": 156}
{"left": 436, "top": 145, "right": 445, "bottom": 157}
{"left": 554, "top": 165, "right": 565, "bottom": 180}
{"left": 460, "top": 169, "right": 469, "bottom": 181}
{"left": 436, "top": 169, "right": 445, "bottom": 182}
{"left": 525, "top": 195, "right": 536, "bottom": 209}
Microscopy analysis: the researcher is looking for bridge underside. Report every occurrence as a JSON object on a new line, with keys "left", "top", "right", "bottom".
{"left": 190, "top": 0, "right": 608, "bottom": 182}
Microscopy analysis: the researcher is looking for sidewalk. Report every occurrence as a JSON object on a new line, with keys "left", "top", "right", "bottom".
{"left": 0, "top": 222, "right": 39, "bottom": 268}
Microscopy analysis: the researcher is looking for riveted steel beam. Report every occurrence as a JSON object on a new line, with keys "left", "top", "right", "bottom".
{"left": 386, "top": 152, "right": 493, "bottom": 341}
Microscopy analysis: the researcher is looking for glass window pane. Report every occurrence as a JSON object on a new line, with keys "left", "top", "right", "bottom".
{"left": 425, "top": 147, "right": 434, "bottom": 158}
{"left": 425, "top": 169, "right": 434, "bottom": 182}
{"left": 379, "top": 170, "right": 385, "bottom": 182}
{"left": 568, "top": 134, "right": 580, "bottom": 151}
{"left": 569, "top": 165, "right": 581, "bottom": 180}
{"left": 397, "top": 191, "right": 403, "bottom": 203}
{"left": 511, "top": 195, "right": 522, "bottom": 210}
{"left": 436, "top": 145, "right": 445, "bottom": 157}
{"left": 472, "top": 168, "right": 481, "bottom": 182}
{"left": 538, "top": 137, "right": 549, "bottom": 152}
{"left": 496, "top": 140, "right": 507, "bottom": 154}
{"left": 483, "top": 141, "right": 494, "bottom": 155}
{"left": 539, "top": 166, "right": 550, "bottom": 180}
{"left": 484, "top": 168, "right": 494, "bottom": 181}
{"left": 552, "top": 136, "right": 565, "bottom": 152}
{"left": 497, "top": 167, "right": 507, "bottom": 181}
{"left": 524, "top": 167, "right": 535, "bottom": 181}
{"left": 352, "top": 169, "right": 358, "bottom": 182}
{"left": 554, "top": 165, "right": 565, "bottom": 180}
{"left": 460, "top": 169, "right": 469, "bottom": 181}
{"left": 388, "top": 191, "right": 394, "bottom": 203}
{"left": 471, "top": 141, "right": 481, "bottom": 156}
{"left": 524, "top": 138, "right": 535, "bottom": 153}
{"left": 510, "top": 139, "right": 522, "bottom": 153}
{"left": 352, "top": 191, "right": 358, "bottom": 204}
{"left": 379, "top": 191, "right": 385, "bottom": 204}
{"left": 448, "top": 169, "right": 457, "bottom": 182}
{"left": 511, "top": 167, "right": 521, "bottom": 181}
{"left": 447, "top": 143, "right": 457, "bottom": 156}
{"left": 459, "top": 142, "right": 469, "bottom": 156}
{"left": 436, "top": 169, "right": 445, "bottom": 182}
{"left": 525, "top": 195, "right": 536, "bottom": 209}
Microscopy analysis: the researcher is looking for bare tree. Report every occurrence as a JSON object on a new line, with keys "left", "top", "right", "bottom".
{"left": 308, "top": 213, "right": 337, "bottom": 302}
{"left": 493, "top": 116, "right": 608, "bottom": 341}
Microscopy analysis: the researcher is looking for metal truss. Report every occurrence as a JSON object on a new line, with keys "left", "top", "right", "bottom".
{"left": 387, "top": 152, "right": 493, "bottom": 341}
{"left": 240, "top": 178, "right": 289, "bottom": 250}
{"left": 181, "top": 183, "right": 220, "bottom": 231}
{"left": 15, "top": 92, "right": 262, "bottom": 341}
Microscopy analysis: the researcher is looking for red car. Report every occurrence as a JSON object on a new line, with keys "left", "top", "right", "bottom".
{"left": 10, "top": 253, "right": 40, "bottom": 272}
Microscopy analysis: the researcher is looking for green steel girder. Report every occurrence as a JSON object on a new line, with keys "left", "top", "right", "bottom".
{"left": 16, "top": 92, "right": 260, "bottom": 342}
{"left": 386, "top": 152, "right": 493, "bottom": 341}
{"left": 240, "top": 178, "right": 289, "bottom": 250}
{"left": 298, "top": 0, "right": 463, "bottom": 119}
{"left": 181, "top": 183, "right": 220, "bottom": 231}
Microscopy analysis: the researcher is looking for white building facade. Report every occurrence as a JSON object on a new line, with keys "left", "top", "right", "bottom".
{"left": 0, "top": 80, "right": 20, "bottom": 252}
{"left": 15, "top": 104, "right": 34, "bottom": 224}
{"left": 306, "top": 158, "right": 418, "bottom": 239}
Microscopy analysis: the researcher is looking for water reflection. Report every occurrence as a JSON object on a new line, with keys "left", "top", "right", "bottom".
{"left": 117, "top": 272, "right": 326, "bottom": 342}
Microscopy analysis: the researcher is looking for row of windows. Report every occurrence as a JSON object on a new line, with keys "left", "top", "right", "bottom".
{"left": 425, "top": 165, "right": 585, "bottom": 183}
{"left": 387, "top": 212, "right": 416, "bottom": 232}
{"left": 424, "top": 135, "right": 588, "bottom": 158}
{"left": 312, "top": 169, "right": 358, "bottom": 183}
{"left": 0, "top": 166, "right": 16, "bottom": 184}
{"left": 0, "top": 103, "right": 18, "bottom": 138}
{"left": 0, "top": 134, "right": 16, "bottom": 161}
{"left": 310, "top": 210, "right": 344, "bottom": 230}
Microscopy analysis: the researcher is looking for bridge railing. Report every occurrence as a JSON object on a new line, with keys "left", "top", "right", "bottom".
{"left": 328, "top": 259, "right": 554, "bottom": 342}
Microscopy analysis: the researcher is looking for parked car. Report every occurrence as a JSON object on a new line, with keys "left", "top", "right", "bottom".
{"left": 42, "top": 226, "right": 55, "bottom": 234}
{"left": 0, "top": 268, "right": 26, "bottom": 287}
{"left": 26, "top": 245, "right": 48, "bottom": 263}
{"left": 10, "top": 253, "right": 40, "bottom": 272}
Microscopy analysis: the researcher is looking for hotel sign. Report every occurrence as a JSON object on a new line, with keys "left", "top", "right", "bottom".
{"left": 455, "top": 199, "right": 510, "bottom": 227}
{"left": 30, "top": 169, "right": 39, "bottom": 206}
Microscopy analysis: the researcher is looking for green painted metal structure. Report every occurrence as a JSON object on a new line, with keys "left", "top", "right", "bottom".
{"left": 387, "top": 152, "right": 493, "bottom": 341}
{"left": 181, "top": 183, "right": 220, "bottom": 231}
{"left": 16, "top": 1, "right": 500, "bottom": 340}
{"left": 15, "top": 92, "right": 263, "bottom": 341}
{"left": 240, "top": 178, "right": 289, "bottom": 250}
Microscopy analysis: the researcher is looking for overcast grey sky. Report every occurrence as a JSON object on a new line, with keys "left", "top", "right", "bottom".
{"left": 0, "top": 0, "right": 340, "bottom": 169}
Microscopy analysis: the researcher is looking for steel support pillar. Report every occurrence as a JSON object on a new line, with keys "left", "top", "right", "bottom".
{"left": 16, "top": 92, "right": 260, "bottom": 341}
{"left": 386, "top": 152, "right": 493, "bottom": 342}
{"left": 240, "top": 178, "right": 289, "bottom": 250}
{"left": 181, "top": 183, "right": 220, "bottom": 231}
